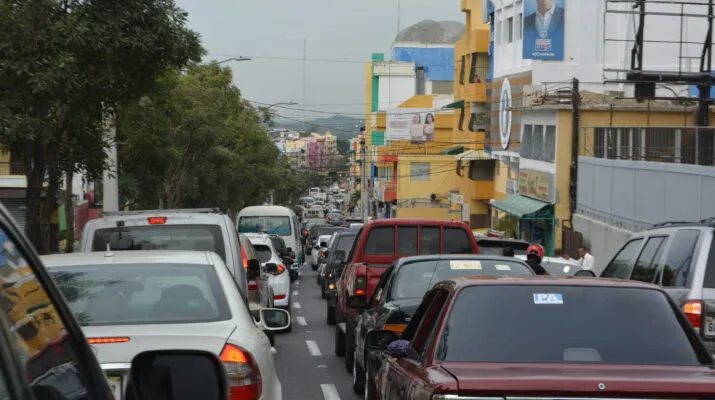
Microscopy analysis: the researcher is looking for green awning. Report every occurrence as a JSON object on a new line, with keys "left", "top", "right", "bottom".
{"left": 490, "top": 195, "right": 553, "bottom": 219}
{"left": 443, "top": 100, "right": 465, "bottom": 109}
{"left": 345, "top": 161, "right": 353, "bottom": 167}
{"left": 441, "top": 146, "right": 465, "bottom": 155}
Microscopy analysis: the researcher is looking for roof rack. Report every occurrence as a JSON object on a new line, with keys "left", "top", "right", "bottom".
{"left": 99, "top": 208, "right": 221, "bottom": 216}
{"left": 651, "top": 219, "right": 715, "bottom": 228}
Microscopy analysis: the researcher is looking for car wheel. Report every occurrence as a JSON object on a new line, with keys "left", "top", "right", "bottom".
{"left": 334, "top": 325, "right": 345, "bottom": 357}
{"left": 365, "top": 361, "right": 376, "bottom": 400}
{"left": 326, "top": 305, "right": 336, "bottom": 325}
{"left": 352, "top": 347, "right": 365, "bottom": 394}
{"left": 344, "top": 321, "right": 354, "bottom": 373}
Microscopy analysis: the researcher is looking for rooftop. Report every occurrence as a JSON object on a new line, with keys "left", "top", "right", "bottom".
{"left": 394, "top": 20, "right": 465, "bottom": 45}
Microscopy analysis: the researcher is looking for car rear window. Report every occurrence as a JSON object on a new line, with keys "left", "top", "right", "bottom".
{"left": 478, "top": 240, "right": 530, "bottom": 256}
{"left": 443, "top": 227, "right": 474, "bottom": 254}
{"left": 92, "top": 225, "right": 226, "bottom": 261}
{"left": 391, "top": 259, "right": 533, "bottom": 300}
{"left": 50, "top": 264, "right": 231, "bottom": 326}
{"left": 252, "top": 245, "right": 273, "bottom": 263}
{"left": 438, "top": 285, "right": 701, "bottom": 366}
{"left": 238, "top": 216, "right": 292, "bottom": 236}
{"left": 317, "top": 226, "right": 345, "bottom": 237}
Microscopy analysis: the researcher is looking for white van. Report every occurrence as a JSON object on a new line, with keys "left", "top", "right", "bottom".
{"left": 237, "top": 206, "right": 302, "bottom": 257}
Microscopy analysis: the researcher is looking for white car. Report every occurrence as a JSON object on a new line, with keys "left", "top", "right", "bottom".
{"left": 42, "top": 250, "right": 289, "bottom": 400}
{"left": 244, "top": 233, "right": 292, "bottom": 314}
{"left": 311, "top": 234, "right": 332, "bottom": 268}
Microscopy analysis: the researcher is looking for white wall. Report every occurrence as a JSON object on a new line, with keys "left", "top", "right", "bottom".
{"left": 573, "top": 213, "right": 633, "bottom": 275}
{"left": 378, "top": 75, "right": 416, "bottom": 111}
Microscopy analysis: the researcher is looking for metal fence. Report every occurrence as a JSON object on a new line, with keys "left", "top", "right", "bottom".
{"left": 582, "top": 126, "right": 715, "bottom": 166}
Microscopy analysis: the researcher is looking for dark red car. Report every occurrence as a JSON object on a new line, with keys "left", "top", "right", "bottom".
{"left": 365, "top": 277, "right": 715, "bottom": 400}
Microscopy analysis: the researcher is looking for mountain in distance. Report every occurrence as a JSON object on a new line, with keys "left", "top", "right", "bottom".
{"left": 274, "top": 114, "right": 363, "bottom": 141}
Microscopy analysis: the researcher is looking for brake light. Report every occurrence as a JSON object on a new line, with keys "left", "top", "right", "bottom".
{"left": 320, "top": 251, "right": 326, "bottom": 258}
{"left": 271, "top": 264, "right": 286, "bottom": 275}
{"left": 248, "top": 280, "right": 258, "bottom": 291}
{"left": 383, "top": 324, "right": 407, "bottom": 335}
{"left": 354, "top": 275, "right": 367, "bottom": 296}
{"left": 684, "top": 300, "right": 703, "bottom": 328}
{"left": 87, "top": 337, "right": 130, "bottom": 344}
{"left": 220, "top": 344, "right": 262, "bottom": 400}
{"left": 241, "top": 246, "right": 249, "bottom": 269}
{"left": 303, "top": 230, "right": 309, "bottom": 236}
{"left": 147, "top": 217, "right": 167, "bottom": 225}
{"left": 274, "top": 294, "right": 286, "bottom": 300}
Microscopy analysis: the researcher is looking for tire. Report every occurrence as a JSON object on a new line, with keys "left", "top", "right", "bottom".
{"left": 334, "top": 325, "right": 345, "bottom": 357}
{"left": 326, "top": 305, "right": 336, "bottom": 325}
{"left": 365, "top": 361, "right": 377, "bottom": 400}
{"left": 344, "top": 321, "right": 355, "bottom": 373}
{"left": 352, "top": 347, "right": 365, "bottom": 394}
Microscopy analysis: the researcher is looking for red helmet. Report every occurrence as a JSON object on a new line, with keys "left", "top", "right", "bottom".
{"left": 526, "top": 244, "right": 544, "bottom": 259}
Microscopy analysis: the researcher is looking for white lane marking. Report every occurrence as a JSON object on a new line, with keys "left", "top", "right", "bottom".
{"left": 320, "top": 384, "right": 341, "bottom": 400}
{"left": 296, "top": 316, "right": 307, "bottom": 326}
{"left": 306, "top": 340, "right": 322, "bottom": 356}
{"left": 293, "top": 290, "right": 299, "bottom": 296}
{"left": 293, "top": 302, "right": 302, "bottom": 309}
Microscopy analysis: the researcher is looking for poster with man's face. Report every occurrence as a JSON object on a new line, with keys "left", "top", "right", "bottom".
{"left": 522, "top": 0, "right": 566, "bottom": 60}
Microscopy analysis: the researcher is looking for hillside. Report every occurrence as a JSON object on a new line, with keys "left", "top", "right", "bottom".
{"left": 274, "top": 115, "right": 362, "bottom": 142}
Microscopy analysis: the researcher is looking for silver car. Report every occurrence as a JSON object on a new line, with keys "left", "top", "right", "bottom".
{"left": 42, "top": 250, "right": 289, "bottom": 400}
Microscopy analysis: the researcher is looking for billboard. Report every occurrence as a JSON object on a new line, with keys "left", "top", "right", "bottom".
{"left": 522, "top": 0, "right": 565, "bottom": 60}
{"left": 386, "top": 108, "right": 437, "bottom": 143}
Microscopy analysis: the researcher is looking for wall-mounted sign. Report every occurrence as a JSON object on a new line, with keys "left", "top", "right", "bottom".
{"left": 499, "top": 79, "right": 512, "bottom": 150}
{"left": 523, "top": 0, "right": 566, "bottom": 60}
{"left": 518, "top": 169, "right": 554, "bottom": 203}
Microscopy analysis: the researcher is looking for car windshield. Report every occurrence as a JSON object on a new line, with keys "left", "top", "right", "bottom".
{"left": 252, "top": 245, "right": 273, "bottom": 263}
{"left": 50, "top": 264, "right": 231, "bottom": 326}
{"left": 477, "top": 240, "right": 530, "bottom": 256}
{"left": 437, "top": 285, "right": 701, "bottom": 366}
{"left": 238, "top": 216, "right": 292, "bottom": 236}
{"left": 92, "top": 225, "right": 226, "bottom": 261}
{"left": 391, "top": 259, "right": 533, "bottom": 300}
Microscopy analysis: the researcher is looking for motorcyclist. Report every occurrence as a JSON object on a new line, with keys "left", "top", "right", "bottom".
{"left": 526, "top": 244, "right": 548, "bottom": 275}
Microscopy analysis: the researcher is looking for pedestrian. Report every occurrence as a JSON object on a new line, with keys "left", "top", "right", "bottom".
{"left": 578, "top": 246, "right": 595, "bottom": 270}
{"left": 525, "top": 244, "right": 548, "bottom": 275}
{"left": 502, "top": 247, "right": 515, "bottom": 257}
{"left": 554, "top": 248, "right": 570, "bottom": 260}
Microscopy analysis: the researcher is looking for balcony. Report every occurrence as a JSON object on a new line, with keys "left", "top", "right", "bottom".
{"left": 0, "top": 163, "right": 25, "bottom": 176}
{"left": 472, "top": 180, "right": 494, "bottom": 200}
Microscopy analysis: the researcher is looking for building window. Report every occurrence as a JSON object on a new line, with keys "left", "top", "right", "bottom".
{"left": 411, "top": 162, "right": 431, "bottom": 181}
{"left": 544, "top": 125, "right": 556, "bottom": 162}
{"left": 520, "top": 125, "right": 533, "bottom": 159}
{"left": 517, "top": 13, "right": 523, "bottom": 39}
{"left": 532, "top": 125, "right": 544, "bottom": 160}
{"left": 507, "top": 17, "right": 514, "bottom": 43}
{"left": 469, "top": 53, "right": 478, "bottom": 83}
{"left": 469, "top": 113, "right": 478, "bottom": 132}
{"left": 458, "top": 108, "right": 465, "bottom": 131}
{"left": 497, "top": 20, "right": 502, "bottom": 44}
{"left": 459, "top": 56, "right": 466, "bottom": 85}
{"left": 469, "top": 53, "right": 488, "bottom": 83}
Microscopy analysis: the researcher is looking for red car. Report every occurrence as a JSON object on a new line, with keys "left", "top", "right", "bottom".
{"left": 366, "top": 277, "right": 715, "bottom": 400}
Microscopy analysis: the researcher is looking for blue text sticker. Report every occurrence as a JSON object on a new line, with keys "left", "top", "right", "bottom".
{"left": 533, "top": 293, "right": 564, "bottom": 305}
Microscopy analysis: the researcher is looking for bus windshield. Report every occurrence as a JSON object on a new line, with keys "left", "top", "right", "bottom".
{"left": 238, "top": 216, "right": 292, "bottom": 236}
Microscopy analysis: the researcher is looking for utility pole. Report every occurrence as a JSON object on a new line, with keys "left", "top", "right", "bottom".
{"left": 102, "top": 120, "right": 119, "bottom": 212}
{"left": 360, "top": 137, "right": 368, "bottom": 223}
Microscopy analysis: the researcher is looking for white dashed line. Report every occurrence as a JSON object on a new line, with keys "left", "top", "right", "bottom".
{"left": 293, "top": 290, "right": 299, "bottom": 296}
{"left": 306, "top": 340, "right": 322, "bottom": 356}
{"left": 293, "top": 302, "right": 302, "bottom": 309}
{"left": 296, "top": 316, "right": 307, "bottom": 326}
{"left": 320, "top": 384, "right": 341, "bottom": 400}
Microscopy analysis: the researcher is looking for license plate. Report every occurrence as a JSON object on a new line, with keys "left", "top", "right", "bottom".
{"left": 705, "top": 317, "right": 715, "bottom": 337}
{"left": 107, "top": 376, "right": 122, "bottom": 399}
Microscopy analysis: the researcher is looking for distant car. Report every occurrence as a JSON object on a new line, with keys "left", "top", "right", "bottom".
{"left": 311, "top": 234, "right": 332, "bottom": 270}
{"left": 476, "top": 237, "right": 531, "bottom": 256}
{"left": 244, "top": 233, "right": 292, "bottom": 319}
{"left": 368, "top": 277, "right": 715, "bottom": 400}
{"left": 43, "top": 250, "right": 290, "bottom": 400}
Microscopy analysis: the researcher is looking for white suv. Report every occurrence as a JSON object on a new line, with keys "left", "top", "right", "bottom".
{"left": 244, "top": 233, "right": 292, "bottom": 323}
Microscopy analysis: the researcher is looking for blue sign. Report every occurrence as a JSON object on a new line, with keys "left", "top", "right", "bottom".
{"left": 533, "top": 293, "right": 564, "bottom": 305}
{"left": 522, "top": 0, "right": 566, "bottom": 60}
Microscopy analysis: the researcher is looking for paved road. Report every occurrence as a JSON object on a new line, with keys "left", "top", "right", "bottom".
{"left": 274, "top": 262, "right": 361, "bottom": 400}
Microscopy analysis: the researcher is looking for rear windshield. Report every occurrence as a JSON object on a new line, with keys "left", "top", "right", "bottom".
{"left": 50, "top": 264, "right": 231, "bottom": 326}
{"left": 253, "top": 245, "right": 273, "bottom": 263}
{"left": 478, "top": 240, "right": 530, "bottom": 256}
{"left": 92, "top": 225, "right": 226, "bottom": 261}
{"left": 238, "top": 216, "right": 292, "bottom": 236}
{"left": 391, "top": 259, "right": 533, "bottom": 300}
{"left": 438, "top": 285, "right": 700, "bottom": 366}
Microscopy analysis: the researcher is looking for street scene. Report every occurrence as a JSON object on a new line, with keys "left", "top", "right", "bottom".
{"left": 3, "top": 0, "right": 715, "bottom": 399}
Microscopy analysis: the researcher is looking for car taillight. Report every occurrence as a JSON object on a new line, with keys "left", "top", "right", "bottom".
{"left": 248, "top": 280, "right": 258, "bottom": 291}
{"left": 87, "top": 337, "right": 130, "bottom": 344}
{"left": 354, "top": 275, "right": 367, "bottom": 296}
{"left": 684, "top": 300, "right": 703, "bottom": 328}
{"left": 220, "top": 344, "right": 262, "bottom": 400}
{"left": 303, "top": 230, "right": 309, "bottom": 236}
{"left": 383, "top": 324, "right": 407, "bottom": 335}
{"left": 147, "top": 217, "right": 167, "bottom": 225}
{"left": 272, "top": 264, "right": 286, "bottom": 275}
{"left": 274, "top": 294, "right": 286, "bottom": 300}
{"left": 320, "top": 251, "right": 326, "bottom": 258}
{"left": 241, "top": 246, "right": 249, "bottom": 269}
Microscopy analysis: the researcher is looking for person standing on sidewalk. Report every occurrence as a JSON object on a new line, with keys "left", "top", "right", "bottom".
{"left": 578, "top": 246, "right": 595, "bottom": 271}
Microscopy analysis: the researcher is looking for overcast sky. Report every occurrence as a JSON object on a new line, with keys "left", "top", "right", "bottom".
{"left": 175, "top": 0, "right": 462, "bottom": 122}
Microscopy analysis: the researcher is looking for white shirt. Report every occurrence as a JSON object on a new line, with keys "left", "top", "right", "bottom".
{"left": 579, "top": 253, "right": 595, "bottom": 270}
{"left": 535, "top": 4, "right": 556, "bottom": 33}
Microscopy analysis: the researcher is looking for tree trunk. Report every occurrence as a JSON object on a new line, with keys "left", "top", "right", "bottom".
{"left": 25, "top": 142, "right": 47, "bottom": 251}
{"left": 65, "top": 167, "right": 75, "bottom": 253}
{"left": 41, "top": 157, "right": 60, "bottom": 255}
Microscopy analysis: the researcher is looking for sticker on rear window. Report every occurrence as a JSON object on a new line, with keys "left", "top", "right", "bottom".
{"left": 450, "top": 261, "right": 482, "bottom": 270}
{"left": 533, "top": 293, "right": 564, "bottom": 305}
{"left": 495, "top": 264, "right": 511, "bottom": 271}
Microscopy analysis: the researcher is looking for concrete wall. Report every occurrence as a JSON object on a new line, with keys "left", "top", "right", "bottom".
{"left": 574, "top": 156, "right": 715, "bottom": 272}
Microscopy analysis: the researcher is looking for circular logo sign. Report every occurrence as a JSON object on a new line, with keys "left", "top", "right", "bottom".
{"left": 499, "top": 78, "right": 513, "bottom": 150}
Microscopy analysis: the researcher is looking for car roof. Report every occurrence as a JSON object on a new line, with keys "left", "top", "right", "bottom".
{"left": 238, "top": 205, "right": 295, "bottom": 216}
{"left": 477, "top": 237, "right": 530, "bottom": 244}
{"left": 41, "top": 250, "right": 213, "bottom": 267}
{"left": 87, "top": 209, "right": 227, "bottom": 225}
{"left": 395, "top": 254, "right": 527, "bottom": 266}
{"left": 439, "top": 275, "right": 661, "bottom": 290}
{"left": 244, "top": 233, "right": 271, "bottom": 245}
{"left": 364, "top": 218, "right": 470, "bottom": 228}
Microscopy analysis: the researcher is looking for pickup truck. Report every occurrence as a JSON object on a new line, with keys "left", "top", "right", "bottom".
{"left": 333, "top": 218, "right": 479, "bottom": 373}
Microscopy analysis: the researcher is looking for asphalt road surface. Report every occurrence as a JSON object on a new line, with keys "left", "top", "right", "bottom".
{"left": 274, "top": 262, "right": 361, "bottom": 400}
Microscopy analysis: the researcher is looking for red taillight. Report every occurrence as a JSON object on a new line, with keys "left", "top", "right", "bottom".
{"left": 87, "top": 337, "right": 130, "bottom": 344}
{"left": 303, "top": 230, "right": 309, "bottom": 236}
{"left": 248, "top": 280, "right": 258, "bottom": 291}
{"left": 354, "top": 274, "right": 367, "bottom": 296}
{"left": 684, "top": 300, "right": 703, "bottom": 328}
{"left": 147, "top": 217, "right": 167, "bottom": 225}
{"left": 274, "top": 294, "right": 286, "bottom": 300}
{"left": 241, "top": 246, "right": 249, "bottom": 269}
{"left": 320, "top": 251, "right": 326, "bottom": 258}
{"left": 220, "top": 344, "right": 262, "bottom": 400}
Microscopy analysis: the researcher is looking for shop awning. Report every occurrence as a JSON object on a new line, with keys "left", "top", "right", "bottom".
{"left": 441, "top": 146, "right": 464, "bottom": 155}
{"left": 442, "top": 100, "right": 465, "bottom": 109}
{"left": 490, "top": 195, "right": 552, "bottom": 218}
{"left": 455, "top": 150, "right": 490, "bottom": 161}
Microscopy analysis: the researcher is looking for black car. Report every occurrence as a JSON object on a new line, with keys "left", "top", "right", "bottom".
{"left": 321, "top": 231, "right": 358, "bottom": 301}
{"left": 349, "top": 255, "right": 535, "bottom": 395}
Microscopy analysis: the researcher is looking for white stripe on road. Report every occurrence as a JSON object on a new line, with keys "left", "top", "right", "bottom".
{"left": 293, "top": 290, "right": 299, "bottom": 296}
{"left": 306, "top": 340, "right": 322, "bottom": 356}
{"left": 293, "top": 302, "right": 302, "bottom": 309}
{"left": 296, "top": 316, "right": 307, "bottom": 326}
{"left": 320, "top": 384, "right": 341, "bottom": 400}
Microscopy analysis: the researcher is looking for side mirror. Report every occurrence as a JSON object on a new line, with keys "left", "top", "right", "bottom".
{"left": 128, "top": 350, "right": 227, "bottom": 400}
{"left": 575, "top": 270, "right": 596, "bottom": 277}
{"left": 247, "top": 259, "right": 261, "bottom": 272}
{"left": 259, "top": 308, "right": 291, "bottom": 331}
{"left": 366, "top": 330, "right": 399, "bottom": 353}
{"left": 385, "top": 339, "right": 413, "bottom": 358}
{"left": 333, "top": 250, "right": 346, "bottom": 263}
{"left": 264, "top": 262, "right": 278, "bottom": 273}
{"left": 347, "top": 294, "right": 367, "bottom": 309}
{"left": 286, "top": 247, "right": 293, "bottom": 253}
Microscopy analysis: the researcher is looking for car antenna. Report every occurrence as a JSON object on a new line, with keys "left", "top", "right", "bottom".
{"left": 105, "top": 243, "right": 114, "bottom": 258}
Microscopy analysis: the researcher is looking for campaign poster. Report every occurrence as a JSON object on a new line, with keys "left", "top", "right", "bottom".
{"left": 386, "top": 108, "right": 437, "bottom": 144}
{"left": 522, "top": 0, "right": 565, "bottom": 60}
